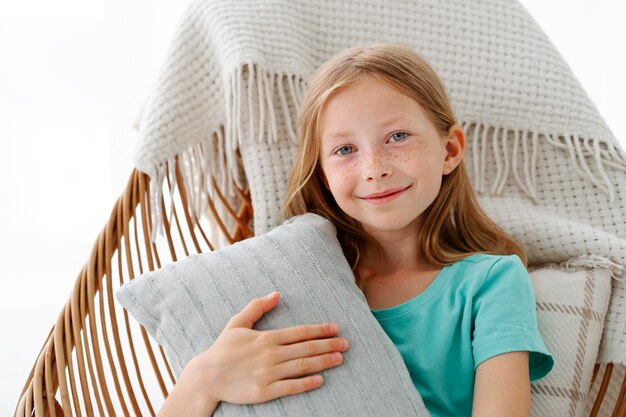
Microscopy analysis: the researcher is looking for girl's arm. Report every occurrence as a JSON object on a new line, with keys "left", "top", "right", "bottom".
{"left": 157, "top": 291, "right": 349, "bottom": 417}
{"left": 472, "top": 351, "right": 530, "bottom": 417}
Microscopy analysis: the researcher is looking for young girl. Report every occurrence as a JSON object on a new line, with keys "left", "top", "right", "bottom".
{"left": 158, "top": 44, "right": 554, "bottom": 417}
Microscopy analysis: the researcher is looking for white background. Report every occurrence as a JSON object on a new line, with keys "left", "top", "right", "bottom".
{"left": 1, "top": 1, "right": 624, "bottom": 415}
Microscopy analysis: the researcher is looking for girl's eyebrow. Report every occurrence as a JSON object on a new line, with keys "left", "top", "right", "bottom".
{"left": 324, "top": 115, "right": 410, "bottom": 140}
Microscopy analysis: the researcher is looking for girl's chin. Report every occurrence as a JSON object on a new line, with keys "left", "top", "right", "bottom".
{"left": 359, "top": 218, "right": 422, "bottom": 236}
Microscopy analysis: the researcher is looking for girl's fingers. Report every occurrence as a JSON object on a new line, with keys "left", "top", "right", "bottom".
{"left": 268, "top": 323, "right": 340, "bottom": 345}
{"left": 225, "top": 292, "right": 280, "bottom": 330}
{"left": 264, "top": 374, "right": 325, "bottom": 401}
{"left": 270, "top": 351, "right": 344, "bottom": 381}
{"left": 277, "top": 338, "right": 349, "bottom": 363}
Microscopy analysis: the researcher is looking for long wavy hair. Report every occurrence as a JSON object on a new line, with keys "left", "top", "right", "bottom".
{"left": 281, "top": 43, "right": 526, "bottom": 290}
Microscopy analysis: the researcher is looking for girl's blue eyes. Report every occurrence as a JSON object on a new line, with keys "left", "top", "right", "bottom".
{"left": 336, "top": 146, "right": 354, "bottom": 156}
{"left": 389, "top": 131, "right": 408, "bottom": 142}
{"left": 333, "top": 131, "right": 409, "bottom": 156}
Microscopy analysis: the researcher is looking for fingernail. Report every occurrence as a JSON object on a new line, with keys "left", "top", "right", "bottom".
{"left": 330, "top": 323, "right": 339, "bottom": 333}
{"left": 266, "top": 291, "right": 277, "bottom": 298}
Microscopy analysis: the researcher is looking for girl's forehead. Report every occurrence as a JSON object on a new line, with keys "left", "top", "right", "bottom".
{"left": 330, "top": 74, "right": 390, "bottom": 96}
{"left": 323, "top": 77, "right": 423, "bottom": 115}
{"left": 320, "top": 82, "right": 428, "bottom": 128}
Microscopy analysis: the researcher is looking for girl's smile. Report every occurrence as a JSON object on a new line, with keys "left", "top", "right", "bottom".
{"left": 357, "top": 185, "right": 412, "bottom": 204}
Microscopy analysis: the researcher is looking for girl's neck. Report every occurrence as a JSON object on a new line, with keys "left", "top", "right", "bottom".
{"left": 359, "top": 226, "right": 432, "bottom": 278}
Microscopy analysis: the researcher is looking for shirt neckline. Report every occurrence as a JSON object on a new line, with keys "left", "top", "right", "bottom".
{"left": 369, "top": 261, "right": 454, "bottom": 320}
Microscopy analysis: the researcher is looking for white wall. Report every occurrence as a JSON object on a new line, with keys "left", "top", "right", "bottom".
{"left": 1, "top": 1, "right": 624, "bottom": 415}
{"left": 0, "top": 1, "right": 192, "bottom": 414}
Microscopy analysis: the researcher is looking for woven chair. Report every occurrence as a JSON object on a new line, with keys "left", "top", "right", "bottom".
{"left": 14, "top": 155, "right": 255, "bottom": 417}
{"left": 14, "top": 0, "right": 626, "bottom": 415}
{"left": 13, "top": 159, "right": 626, "bottom": 417}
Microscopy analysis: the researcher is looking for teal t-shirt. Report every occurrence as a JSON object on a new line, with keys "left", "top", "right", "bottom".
{"left": 370, "top": 253, "right": 554, "bottom": 417}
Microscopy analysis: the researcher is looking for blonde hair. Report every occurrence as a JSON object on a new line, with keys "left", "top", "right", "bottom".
{"left": 281, "top": 43, "right": 526, "bottom": 290}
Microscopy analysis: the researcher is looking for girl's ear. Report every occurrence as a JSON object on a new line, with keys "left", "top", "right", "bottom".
{"left": 442, "top": 125, "right": 466, "bottom": 175}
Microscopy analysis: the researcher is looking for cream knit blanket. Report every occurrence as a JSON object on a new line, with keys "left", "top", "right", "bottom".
{"left": 132, "top": 0, "right": 626, "bottom": 365}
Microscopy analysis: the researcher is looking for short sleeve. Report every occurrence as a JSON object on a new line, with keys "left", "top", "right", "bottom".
{"left": 472, "top": 255, "right": 555, "bottom": 381}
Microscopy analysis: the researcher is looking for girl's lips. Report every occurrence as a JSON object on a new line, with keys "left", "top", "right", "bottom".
{"left": 359, "top": 185, "right": 411, "bottom": 204}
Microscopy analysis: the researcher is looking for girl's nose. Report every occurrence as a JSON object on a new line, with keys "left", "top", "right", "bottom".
{"left": 363, "top": 150, "right": 393, "bottom": 181}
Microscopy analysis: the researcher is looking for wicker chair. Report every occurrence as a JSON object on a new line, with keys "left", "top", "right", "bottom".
{"left": 13, "top": 155, "right": 626, "bottom": 417}
{"left": 14, "top": 155, "right": 255, "bottom": 417}
{"left": 13, "top": 3, "right": 626, "bottom": 417}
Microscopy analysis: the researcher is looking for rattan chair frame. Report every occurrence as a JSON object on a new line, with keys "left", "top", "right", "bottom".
{"left": 14, "top": 158, "right": 626, "bottom": 416}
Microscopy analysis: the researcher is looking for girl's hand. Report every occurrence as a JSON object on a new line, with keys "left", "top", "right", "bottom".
{"left": 183, "top": 291, "right": 349, "bottom": 407}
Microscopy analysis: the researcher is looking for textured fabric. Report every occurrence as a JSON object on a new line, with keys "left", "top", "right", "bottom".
{"left": 115, "top": 213, "right": 430, "bottom": 417}
{"left": 528, "top": 263, "right": 612, "bottom": 417}
{"left": 371, "top": 254, "right": 554, "bottom": 417}
{"left": 129, "top": 0, "right": 626, "bottom": 366}
{"left": 132, "top": 0, "right": 624, "bottom": 236}
{"left": 478, "top": 189, "right": 626, "bottom": 366}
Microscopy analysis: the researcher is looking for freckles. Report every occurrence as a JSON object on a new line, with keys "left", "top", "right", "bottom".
{"left": 327, "top": 162, "right": 356, "bottom": 184}
{"left": 365, "top": 149, "right": 386, "bottom": 169}
{"left": 341, "top": 163, "right": 357, "bottom": 179}
{"left": 390, "top": 151, "right": 418, "bottom": 164}
{"left": 390, "top": 137, "right": 434, "bottom": 163}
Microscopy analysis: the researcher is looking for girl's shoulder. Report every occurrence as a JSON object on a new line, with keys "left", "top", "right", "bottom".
{"left": 453, "top": 252, "right": 523, "bottom": 268}
{"left": 439, "top": 254, "right": 533, "bottom": 313}
{"left": 446, "top": 253, "right": 527, "bottom": 287}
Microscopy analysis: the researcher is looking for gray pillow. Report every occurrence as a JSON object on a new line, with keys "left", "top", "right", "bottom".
{"left": 115, "top": 213, "right": 429, "bottom": 416}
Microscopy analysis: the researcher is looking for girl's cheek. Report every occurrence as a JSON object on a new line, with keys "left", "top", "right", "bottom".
{"left": 391, "top": 138, "right": 434, "bottom": 163}
{"left": 341, "top": 162, "right": 357, "bottom": 179}
{"left": 392, "top": 148, "right": 420, "bottom": 164}
{"left": 325, "top": 160, "right": 357, "bottom": 182}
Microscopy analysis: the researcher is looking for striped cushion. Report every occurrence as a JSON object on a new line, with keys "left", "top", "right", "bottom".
{"left": 529, "top": 264, "right": 612, "bottom": 417}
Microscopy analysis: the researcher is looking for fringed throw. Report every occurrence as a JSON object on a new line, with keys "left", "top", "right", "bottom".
{"left": 131, "top": 0, "right": 626, "bottom": 365}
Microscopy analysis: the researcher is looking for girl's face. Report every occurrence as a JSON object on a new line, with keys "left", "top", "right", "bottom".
{"left": 319, "top": 75, "right": 461, "bottom": 238}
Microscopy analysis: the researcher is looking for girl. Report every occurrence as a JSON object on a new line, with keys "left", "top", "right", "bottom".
{"left": 159, "top": 44, "right": 554, "bottom": 417}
